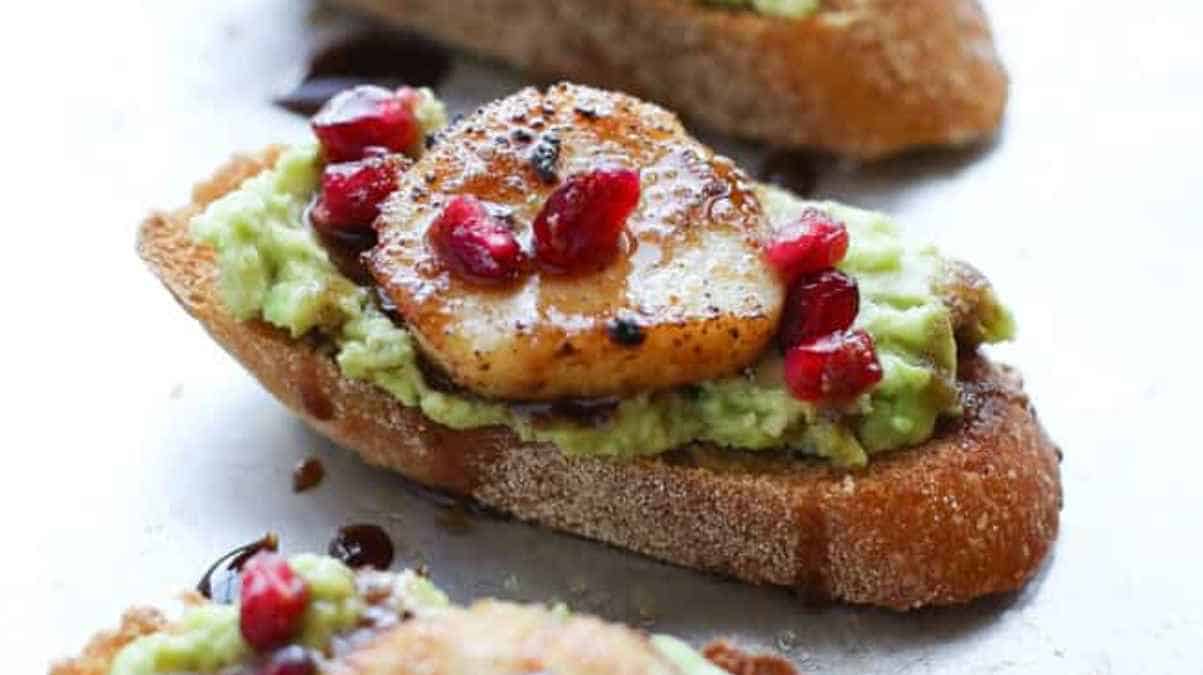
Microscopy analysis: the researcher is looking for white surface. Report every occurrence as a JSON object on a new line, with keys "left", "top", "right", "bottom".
{"left": 6, "top": 1, "right": 1203, "bottom": 672}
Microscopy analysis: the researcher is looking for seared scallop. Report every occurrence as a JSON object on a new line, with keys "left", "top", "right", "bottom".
{"left": 368, "top": 84, "right": 783, "bottom": 400}
{"left": 331, "top": 600, "right": 679, "bottom": 675}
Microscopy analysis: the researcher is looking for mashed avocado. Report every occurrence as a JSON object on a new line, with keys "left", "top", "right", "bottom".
{"left": 703, "top": 0, "right": 818, "bottom": 19}
{"left": 192, "top": 144, "right": 1008, "bottom": 466}
{"left": 109, "top": 555, "right": 363, "bottom": 675}
{"left": 108, "top": 557, "right": 732, "bottom": 674}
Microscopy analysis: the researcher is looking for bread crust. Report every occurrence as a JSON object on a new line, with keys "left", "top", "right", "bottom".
{"left": 136, "top": 150, "right": 1060, "bottom": 610}
{"left": 329, "top": 0, "right": 1007, "bottom": 158}
{"left": 50, "top": 607, "right": 166, "bottom": 675}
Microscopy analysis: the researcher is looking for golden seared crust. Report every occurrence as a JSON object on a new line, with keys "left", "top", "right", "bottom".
{"left": 50, "top": 607, "right": 167, "bottom": 675}
{"left": 137, "top": 151, "right": 1060, "bottom": 610}
{"left": 330, "top": 600, "right": 680, "bottom": 675}
{"left": 370, "top": 84, "right": 781, "bottom": 400}
{"left": 330, "top": 0, "right": 1007, "bottom": 158}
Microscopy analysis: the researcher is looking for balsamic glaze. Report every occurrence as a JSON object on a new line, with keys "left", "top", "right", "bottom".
{"left": 374, "top": 286, "right": 403, "bottom": 324}
{"left": 415, "top": 354, "right": 464, "bottom": 395}
{"left": 758, "top": 150, "right": 830, "bottom": 198}
{"left": 512, "top": 397, "right": 621, "bottom": 428}
{"left": 573, "top": 105, "right": 601, "bottom": 120}
{"left": 276, "top": 31, "right": 453, "bottom": 115}
{"left": 315, "top": 227, "right": 377, "bottom": 287}
{"left": 298, "top": 360, "right": 335, "bottom": 422}
{"left": 329, "top": 524, "right": 395, "bottom": 570}
{"left": 605, "top": 317, "right": 646, "bottom": 346}
{"left": 196, "top": 532, "right": 279, "bottom": 602}
{"left": 292, "top": 457, "right": 325, "bottom": 493}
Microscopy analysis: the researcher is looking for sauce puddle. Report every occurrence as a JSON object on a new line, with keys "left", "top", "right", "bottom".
{"left": 329, "top": 523, "right": 396, "bottom": 570}
{"left": 276, "top": 31, "right": 453, "bottom": 115}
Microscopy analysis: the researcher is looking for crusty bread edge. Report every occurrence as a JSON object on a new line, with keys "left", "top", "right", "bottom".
{"left": 135, "top": 148, "right": 1060, "bottom": 611}
{"left": 331, "top": 0, "right": 1007, "bottom": 158}
{"left": 50, "top": 608, "right": 167, "bottom": 675}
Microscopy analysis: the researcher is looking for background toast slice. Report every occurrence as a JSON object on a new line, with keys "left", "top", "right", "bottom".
{"left": 137, "top": 148, "right": 1060, "bottom": 610}
{"left": 329, "top": 0, "right": 1007, "bottom": 158}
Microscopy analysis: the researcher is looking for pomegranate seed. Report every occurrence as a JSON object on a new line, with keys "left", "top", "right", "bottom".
{"left": 311, "top": 85, "right": 419, "bottom": 162}
{"left": 429, "top": 196, "right": 527, "bottom": 284}
{"left": 532, "top": 168, "right": 640, "bottom": 273}
{"left": 258, "top": 645, "right": 316, "bottom": 675}
{"left": 778, "top": 269, "right": 860, "bottom": 352}
{"left": 784, "top": 329, "right": 883, "bottom": 403}
{"left": 310, "top": 154, "right": 406, "bottom": 237}
{"left": 764, "top": 208, "right": 849, "bottom": 284}
{"left": 239, "top": 552, "right": 309, "bottom": 652}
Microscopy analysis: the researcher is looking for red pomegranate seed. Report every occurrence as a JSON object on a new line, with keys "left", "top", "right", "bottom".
{"left": 532, "top": 168, "right": 641, "bottom": 273}
{"left": 311, "top": 85, "right": 419, "bottom": 162}
{"left": 764, "top": 208, "right": 849, "bottom": 284}
{"left": 259, "top": 645, "right": 317, "bottom": 675}
{"left": 429, "top": 195, "right": 527, "bottom": 284}
{"left": 310, "top": 154, "right": 406, "bottom": 237}
{"left": 784, "top": 329, "right": 883, "bottom": 403}
{"left": 778, "top": 269, "right": 860, "bottom": 352}
{"left": 239, "top": 552, "right": 309, "bottom": 652}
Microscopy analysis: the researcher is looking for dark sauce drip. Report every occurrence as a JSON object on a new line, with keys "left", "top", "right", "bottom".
{"left": 276, "top": 31, "right": 453, "bottom": 115}
{"left": 374, "top": 286, "right": 404, "bottom": 324}
{"left": 759, "top": 150, "right": 831, "bottom": 198}
{"left": 605, "top": 317, "right": 646, "bottom": 346}
{"left": 298, "top": 360, "right": 335, "bottom": 421}
{"left": 573, "top": 105, "right": 601, "bottom": 120}
{"left": 196, "top": 533, "right": 279, "bottom": 603}
{"left": 292, "top": 457, "right": 325, "bottom": 492}
{"left": 329, "top": 524, "right": 395, "bottom": 570}
{"left": 315, "top": 226, "right": 377, "bottom": 287}
{"left": 412, "top": 353, "right": 463, "bottom": 395}
{"left": 512, "top": 397, "right": 621, "bottom": 428}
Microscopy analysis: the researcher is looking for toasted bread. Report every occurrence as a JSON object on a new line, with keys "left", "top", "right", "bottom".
{"left": 51, "top": 607, "right": 168, "bottom": 675}
{"left": 329, "top": 0, "right": 1007, "bottom": 158}
{"left": 137, "top": 147, "right": 1060, "bottom": 610}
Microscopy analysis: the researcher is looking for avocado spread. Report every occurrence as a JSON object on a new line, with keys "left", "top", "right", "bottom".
{"left": 702, "top": 0, "right": 818, "bottom": 19}
{"left": 109, "top": 554, "right": 372, "bottom": 674}
{"left": 192, "top": 143, "right": 1010, "bottom": 466}
{"left": 109, "top": 556, "right": 726, "bottom": 674}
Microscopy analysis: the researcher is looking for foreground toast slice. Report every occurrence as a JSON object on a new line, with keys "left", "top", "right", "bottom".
{"left": 138, "top": 145, "right": 1060, "bottom": 609}
{"left": 331, "top": 0, "right": 1007, "bottom": 158}
{"left": 53, "top": 553, "right": 786, "bottom": 674}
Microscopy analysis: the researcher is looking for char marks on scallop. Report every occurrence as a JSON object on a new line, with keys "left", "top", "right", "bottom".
{"left": 367, "top": 83, "right": 785, "bottom": 400}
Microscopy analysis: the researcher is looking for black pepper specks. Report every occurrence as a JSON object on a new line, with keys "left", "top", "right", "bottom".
{"left": 511, "top": 128, "right": 534, "bottom": 144}
{"left": 530, "top": 133, "right": 561, "bottom": 184}
{"left": 606, "top": 317, "right": 646, "bottom": 347}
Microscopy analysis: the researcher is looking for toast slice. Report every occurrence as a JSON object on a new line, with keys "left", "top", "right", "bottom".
{"left": 137, "top": 146, "right": 1060, "bottom": 610}
{"left": 329, "top": 0, "right": 1007, "bottom": 158}
{"left": 52, "top": 561, "right": 789, "bottom": 674}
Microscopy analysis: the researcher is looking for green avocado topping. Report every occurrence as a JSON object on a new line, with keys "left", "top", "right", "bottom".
{"left": 107, "top": 557, "right": 729, "bottom": 674}
{"left": 702, "top": 0, "right": 819, "bottom": 19}
{"left": 191, "top": 143, "right": 1009, "bottom": 466}
{"left": 108, "top": 555, "right": 368, "bottom": 675}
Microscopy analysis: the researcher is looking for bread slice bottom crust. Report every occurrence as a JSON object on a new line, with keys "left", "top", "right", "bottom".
{"left": 136, "top": 149, "right": 1061, "bottom": 610}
